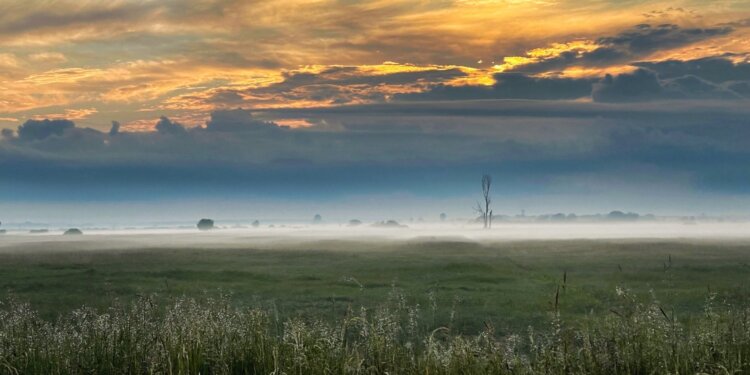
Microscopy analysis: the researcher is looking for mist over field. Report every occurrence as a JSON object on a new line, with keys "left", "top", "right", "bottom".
{"left": 5, "top": 222, "right": 750, "bottom": 245}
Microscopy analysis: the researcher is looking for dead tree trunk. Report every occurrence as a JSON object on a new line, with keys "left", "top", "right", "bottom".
{"left": 475, "top": 175, "right": 492, "bottom": 229}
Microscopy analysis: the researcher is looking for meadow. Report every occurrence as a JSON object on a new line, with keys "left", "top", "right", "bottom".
{"left": 1, "top": 234, "right": 749, "bottom": 333}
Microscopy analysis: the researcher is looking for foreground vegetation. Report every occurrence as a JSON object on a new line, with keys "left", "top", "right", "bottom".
{"left": 2, "top": 287, "right": 750, "bottom": 374}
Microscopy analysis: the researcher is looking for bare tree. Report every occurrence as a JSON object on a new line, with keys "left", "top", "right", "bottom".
{"left": 474, "top": 174, "right": 492, "bottom": 228}
{"left": 474, "top": 202, "right": 485, "bottom": 227}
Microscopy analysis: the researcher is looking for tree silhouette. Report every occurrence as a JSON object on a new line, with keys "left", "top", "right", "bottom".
{"left": 474, "top": 175, "right": 492, "bottom": 229}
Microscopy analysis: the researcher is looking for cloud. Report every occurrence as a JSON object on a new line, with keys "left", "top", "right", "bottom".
{"left": 2, "top": 102, "right": 750, "bottom": 211}
{"left": 167, "top": 63, "right": 473, "bottom": 110}
{"left": 1, "top": 5, "right": 746, "bottom": 124}
{"left": 252, "top": 64, "right": 469, "bottom": 103}
{"left": 591, "top": 69, "right": 665, "bottom": 102}
{"left": 33, "top": 107, "right": 98, "bottom": 121}
{"left": 0, "top": 53, "right": 19, "bottom": 68}
{"left": 0, "top": 107, "right": 603, "bottom": 166}
{"left": 394, "top": 55, "right": 750, "bottom": 103}
{"left": 0, "top": 1, "right": 163, "bottom": 43}
{"left": 6, "top": 103, "right": 750, "bottom": 163}
{"left": 592, "top": 68, "right": 742, "bottom": 102}
{"left": 17, "top": 119, "right": 75, "bottom": 141}
{"left": 664, "top": 75, "right": 741, "bottom": 99}
{"left": 395, "top": 73, "right": 594, "bottom": 101}
{"left": 257, "top": 97, "right": 750, "bottom": 125}
{"left": 27, "top": 52, "right": 67, "bottom": 64}
{"left": 204, "top": 109, "right": 281, "bottom": 132}
{"left": 633, "top": 56, "right": 750, "bottom": 83}
{"left": 729, "top": 81, "right": 750, "bottom": 96}
{"left": 599, "top": 23, "right": 731, "bottom": 55}
{"left": 109, "top": 121, "right": 120, "bottom": 136}
{"left": 155, "top": 116, "right": 187, "bottom": 135}
{"left": 500, "top": 24, "right": 734, "bottom": 73}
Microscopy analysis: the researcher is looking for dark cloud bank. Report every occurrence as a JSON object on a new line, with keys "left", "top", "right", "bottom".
{"left": 3, "top": 87, "right": 750, "bottom": 210}
{"left": 395, "top": 56, "right": 750, "bottom": 103}
{"left": 508, "top": 23, "right": 733, "bottom": 74}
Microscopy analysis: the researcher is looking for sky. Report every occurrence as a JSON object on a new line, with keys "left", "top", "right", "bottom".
{"left": 2, "top": 0, "right": 750, "bottom": 223}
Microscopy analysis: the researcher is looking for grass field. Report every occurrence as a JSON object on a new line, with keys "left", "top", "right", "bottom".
{"left": 2, "top": 234, "right": 750, "bottom": 334}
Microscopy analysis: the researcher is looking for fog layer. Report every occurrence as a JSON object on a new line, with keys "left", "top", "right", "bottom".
{"left": 2, "top": 222, "right": 750, "bottom": 253}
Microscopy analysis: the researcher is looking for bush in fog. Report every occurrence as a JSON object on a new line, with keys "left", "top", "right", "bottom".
{"left": 536, "top": 213, "right": 577, "bottom": 222}
{"left": 196, "top": 219, "right": 215, "bottom": 231}
{"left": 348, "top": 219, "right": 362, "bottom": 226}
{"left": 63, "top": 228, "right": 82, "bottom": 235}
{"left": 606, "top": 210, "right": 639, "bottom": 221}
{"left": 251, "top": 220, "right": 260, "bottom": 228}
{"left": 372, "top": 220, "right": 407, "bottom": 228}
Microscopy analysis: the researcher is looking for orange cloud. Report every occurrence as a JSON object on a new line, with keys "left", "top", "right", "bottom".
{"left": 275, "top": 119, "right": 314, "bottom": 128}
{"left": 0, "top": 53, "right": 19, "bottom": 68}
{"left": 158, "top": 62, "right": 479, "bottom": 111}
{"left": 28, "top": 52, "right": 67, "bottom": 63}
{"left": 0, "top": 0, "right": 747, "bottom": 129}
{"left": 32, "top": 107, "right": 98, "bottom": 120}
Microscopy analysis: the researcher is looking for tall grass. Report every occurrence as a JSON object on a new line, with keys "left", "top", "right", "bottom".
{"left": 1, "top": 287, "right": 750, "bottom": 374}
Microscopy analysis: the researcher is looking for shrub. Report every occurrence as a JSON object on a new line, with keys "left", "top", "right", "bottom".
{"left": 197, "top": 219, "right": 215, "bottom": 231}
